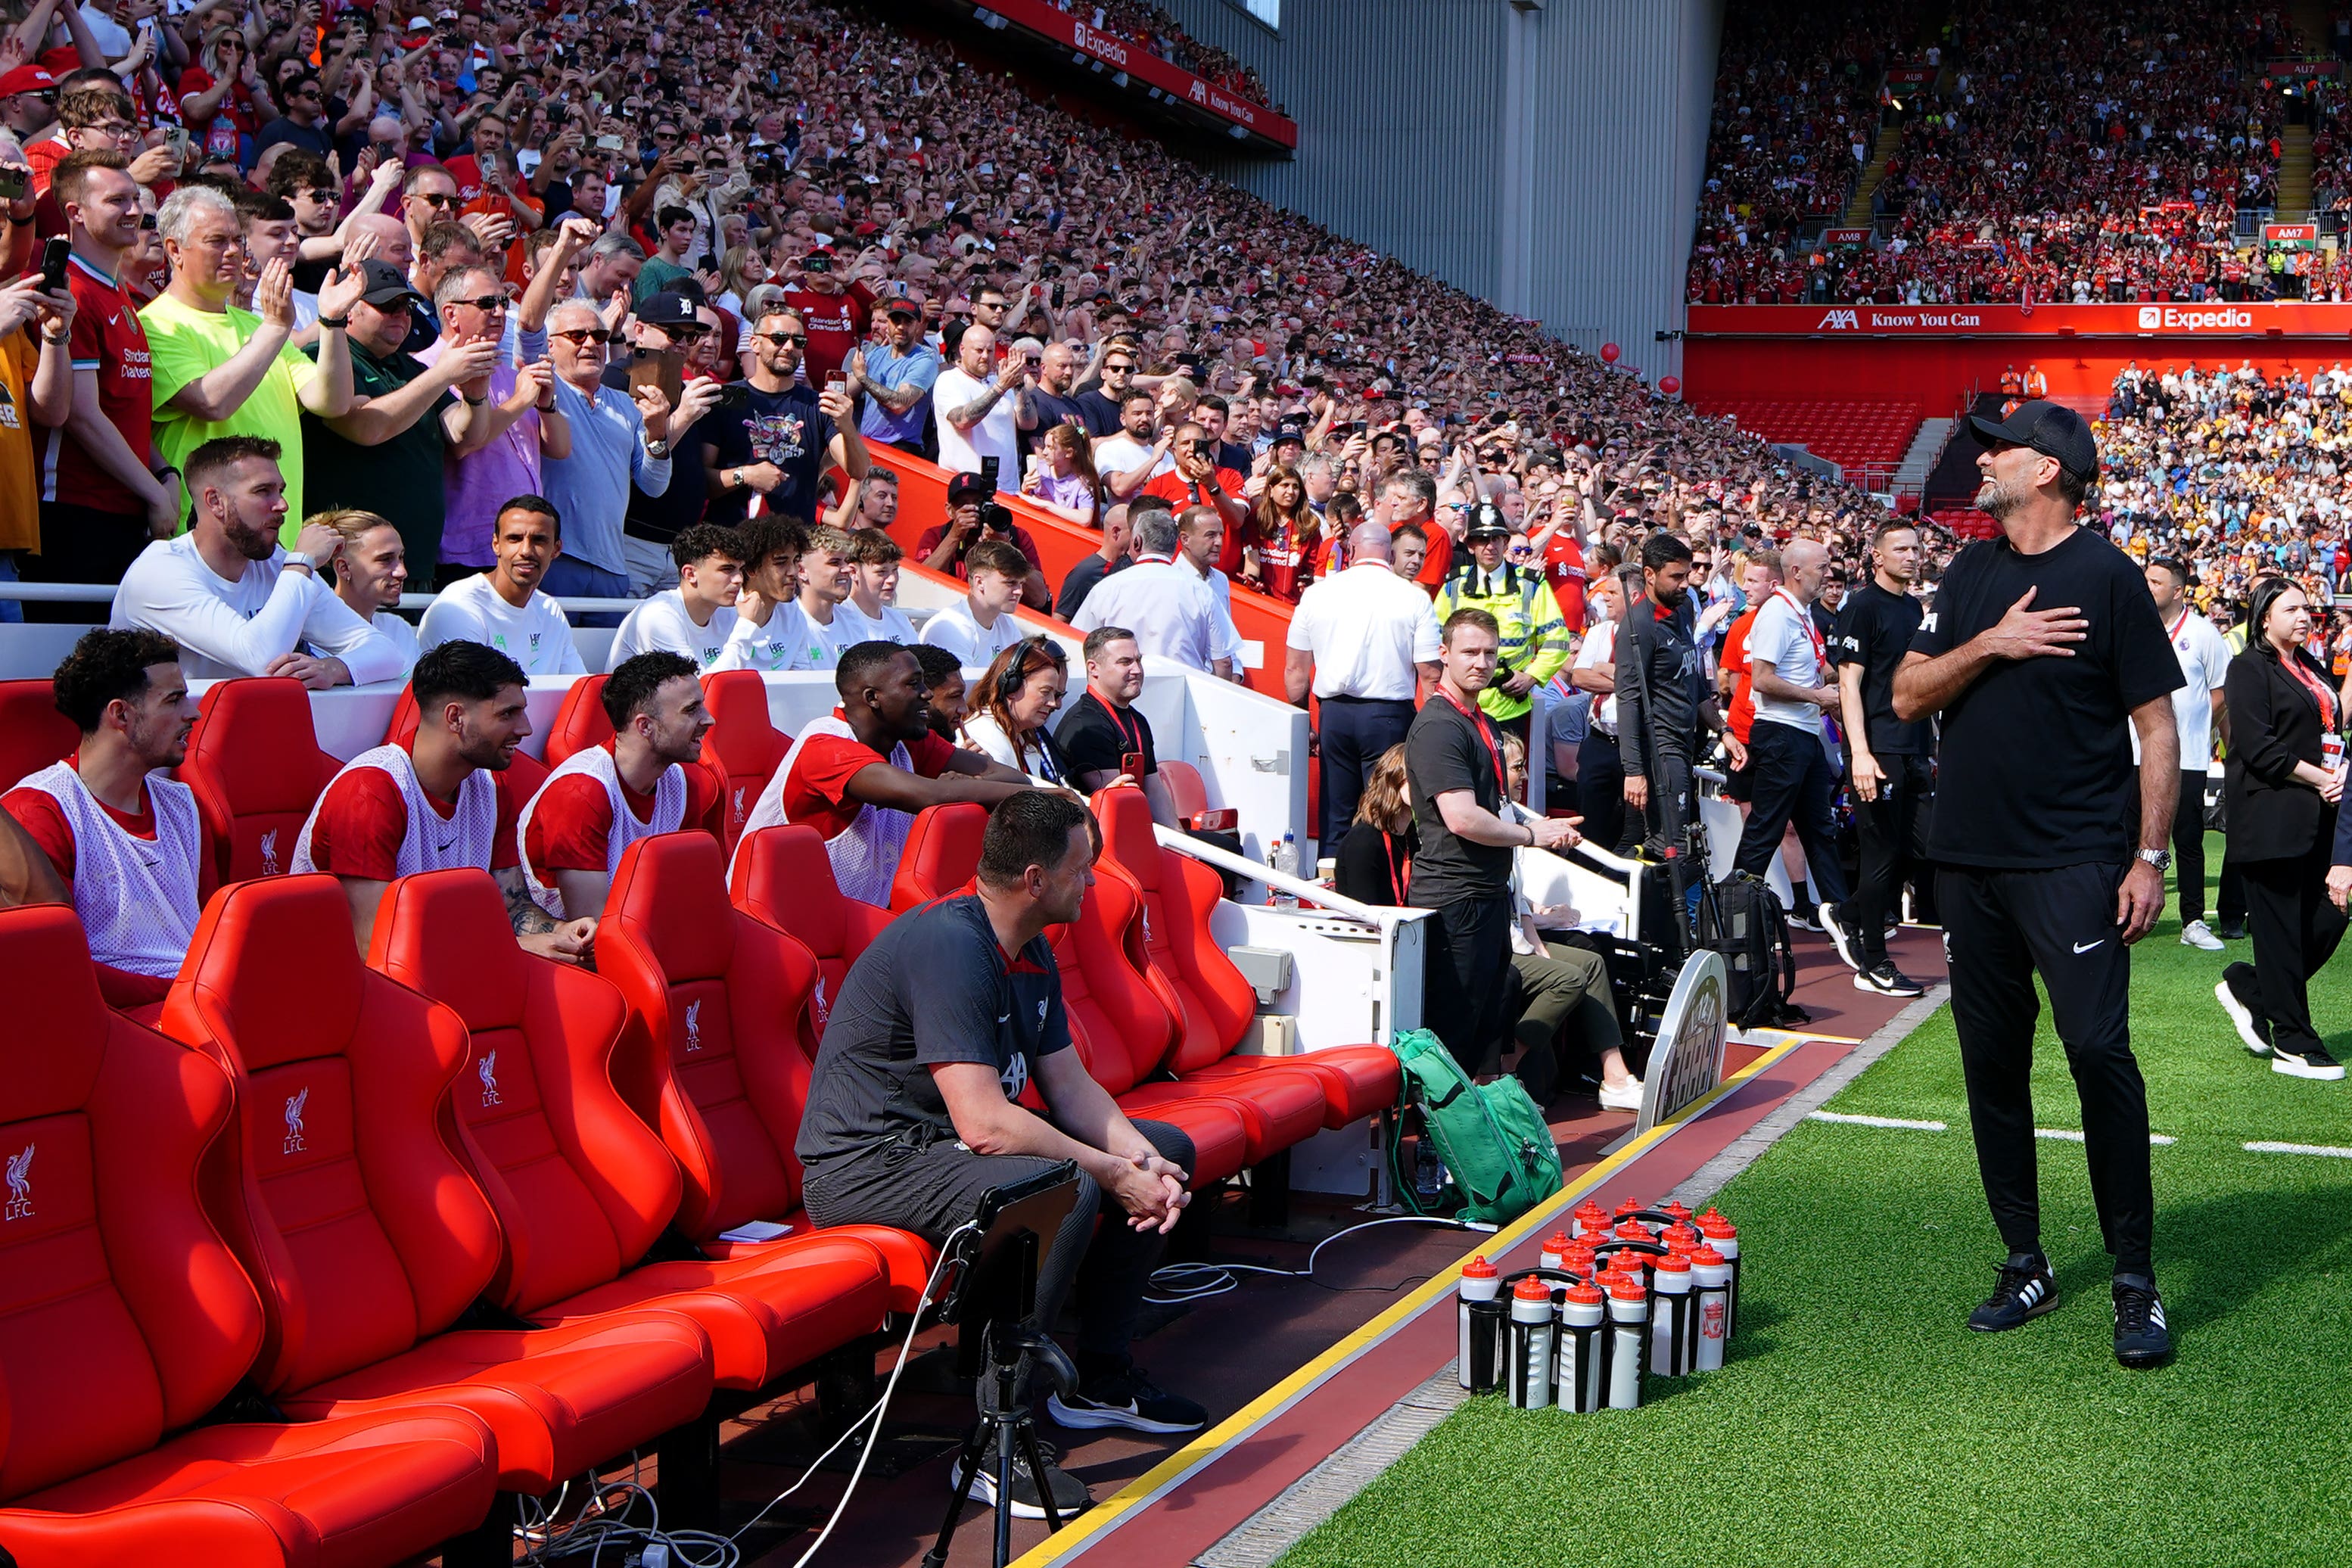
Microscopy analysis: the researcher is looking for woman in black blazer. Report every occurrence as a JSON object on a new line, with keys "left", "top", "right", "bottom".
{"left": 2217, "top": 576, "right": 2348, "bottom": 1080}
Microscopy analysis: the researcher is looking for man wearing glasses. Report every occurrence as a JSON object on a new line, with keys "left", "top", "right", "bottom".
{"left": 400, "top": 165, "right": 462, "bottom": 266}
{"left": 709, "top": 306, "right": 871, "bottom": 530}
{"left": 254, "top": 73, "right": 334, "bottom": 160}
{"left": 851, "top": 296, "right": 940, "bottom": 460}
{"left": 1072, "top": 341, "right": 1136, "bottom": 437}
{"left": 0, "top": 64, "right": 57, "bottom": 148}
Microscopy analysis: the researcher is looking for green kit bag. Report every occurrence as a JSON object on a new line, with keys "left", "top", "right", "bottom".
{"left": 1388, "top": 1028, "right": 1563, "bottom": 1227}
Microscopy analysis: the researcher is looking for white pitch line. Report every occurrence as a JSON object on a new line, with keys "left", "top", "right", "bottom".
{"left": 2245, "top": 1140, "right": 2352, "bottom": 1159}
{"left": 1807, "top": 1111, "right": 1947, "bottom": 1131}
{"left": 2036, "top": 1128, "right": 2176, "bottom": 1145}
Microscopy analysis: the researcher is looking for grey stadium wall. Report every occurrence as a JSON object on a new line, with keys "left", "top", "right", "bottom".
{"left": 1152, "top": 0, "right": 1720, "bottom": 383}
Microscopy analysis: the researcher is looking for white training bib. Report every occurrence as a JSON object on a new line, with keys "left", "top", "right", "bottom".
{"left": 17, "top": 763, "right": 202, "bottom": 979}
{"left": 517, "top": 745, "right": 686, "bottom": 916}
{"left": 291, "top": 745, "right": 499, "bottom": 879}
{"left": 733, "top": 715, "right": 914, "bottom": 909}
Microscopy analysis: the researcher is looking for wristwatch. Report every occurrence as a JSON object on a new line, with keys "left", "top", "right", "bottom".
{"left": 2135, "top": 847, "right": 2173, "bottom": 874}
{"left": 644, "top": 436, "right": 671, "bottom": 459}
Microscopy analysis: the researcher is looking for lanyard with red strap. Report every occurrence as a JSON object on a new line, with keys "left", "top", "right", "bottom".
{"left": 2285, "top": 653, "right": 2338, "bottom": 731}
{"left": 1382, "top": 830, "right": 1411, "bottom": 904}
{"left": 2167, "top": 608, "right": 2192, "bottom": 646}
{"left": 1434, "top": 682, "right": 1508, "bottom": 800}
{"left": 1091, "top": 687, "right": 1146, "bottom": 757}
{"left": 1775, "top": 588, "right": 1828, "bottom": 670}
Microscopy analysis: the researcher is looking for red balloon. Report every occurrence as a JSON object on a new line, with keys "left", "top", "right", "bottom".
{"left": 1659, "top": 375, "right": 1682, "bottom": 397}
{"left": 1600, "top": 342, "right": 1621, "bottom": 363}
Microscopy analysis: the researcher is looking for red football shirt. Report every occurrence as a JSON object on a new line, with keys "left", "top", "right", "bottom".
{"left": 784, "top": 283, "right": 876, "bottom": 386}
{"left": 303, "top": 754, "right": 525, "bottom": 880}
{"left": 48, "top": 255, "right": 151, "bottom": 514}
{"left": 521, "top": 747, "right": 722, "bottom": 886}
{"left": 782, "top": 726, "right": 956, "bottom": 842}
{"left": 1143, "top": 468, "right": 1249, "bottom": 574}
{"left": 1722, "top": 606, "right": 1761, "bottom": 745}
{"left": 1543, "top": 530, "right": 1588, "bottom": 631}
{"left": 4, "top": 774, "right": 217, "bottom": 1007}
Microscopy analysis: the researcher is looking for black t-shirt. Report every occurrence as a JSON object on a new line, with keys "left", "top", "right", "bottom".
{"left": 1910, "top": 527, "right": 2183, "bottom": 867}
{"left": 711, "top": 381, "right": 840, "bottom": 526}
{"left": 1334, "top": 821, "right": 1415, "bottom": 907}
{"left": 1053, "top": 553, "right": 1128, "bottom": 621}
{"left": 1055, "top": 689, "right": 1156, "bottom": 781}
{"left": 1404, "top": 691, "right": 1512, "bottom": 906}
{"left": 602, "top": 362, "right": 717, "bottom": 543}
{"left": 1834, "top": 581, "right": 1930, "bottom": 757}
{"left": 795, "top": 894, "right": 1072, "bottom": 1165}
{"left": 1072, "top": 388, "right": 1125, "bottom": 439}
{"left": 1022, "top": 390, "right": 1089, "bottom": 458}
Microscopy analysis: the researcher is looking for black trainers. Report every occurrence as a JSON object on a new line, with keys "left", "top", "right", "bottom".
{"left": 1854, "top": 962, "right": 1924, "bottom": 997}
{"left": 2271, "top": 1039, "right": 2347, "bottom": 1081}
{"left": 1047, "top": 1360, "right": 1207, "bottom": 1435}
{"left": 950, "top": 1440, "right": 1092, "bottom": 1520}
{"left": 1818, "top": 901, "right": 1865, "bottom": 973}
{"left": 1967, "top": 1253, "right": 2059, "bottom": 1333}
{"left": 2215, "top": 963, "right": 2273, "bottom": 1057}
{"left": 2111, "top": 1274, "right": 2173, "bottom": 1368}
{"left": 2215, "top": 918, "right": 2249, "bottom": 941}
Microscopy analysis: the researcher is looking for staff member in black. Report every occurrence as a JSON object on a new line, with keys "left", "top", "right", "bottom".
{"left": 1615, "top": 534, "right": 1744, "bottom": 905}
{"left": 1893, "top": 400, "right": 2184, "bottom": 1369}
{"left": 1405, "top": 608, "right": 1579, "bottom": 1072}
{"left": 2214, "top": 576, "right": 2348, "bottom": 1081}
{"left": 1836, "top": 519, "right": 1931, "bottom": 997}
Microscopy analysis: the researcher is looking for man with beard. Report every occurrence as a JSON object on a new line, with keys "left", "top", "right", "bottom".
{"left": 4, "top": 630, "right": 215, "bottom": 1013}
{"left": 107, "top": 437, "right": 406, "bottom": 686}
{"left": 294, "top": 638, "right": 594, "bottom": 965}
{"left": 1835, "top": 521, "right": 1932, "bottom": 997}
{"left": 1616, "top": 534, "right": 1744, "bottom": 908}
{"left": 1893, "top": 400, "right": 2182, "bottom": 1369}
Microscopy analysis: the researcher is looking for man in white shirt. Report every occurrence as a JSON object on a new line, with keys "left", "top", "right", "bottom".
{"left": 782, "top": 524, "right": 859, "bottom": 670}
{"left": 932, "top": 322, "right": 1025, "bottom": 478}
{"left": 418, "top": 496, "right": 586, "bottom": 675}
{"left": 1175, "top": 504, "right": 1249, "bottom": 681}
{"left": 1094, "top": 388, "right": 1175, "bottom": 499}
{"left": 919, "top": 537, "right": 1031, "bottom": 669}
{"left": 322, "top": 508, "right": 421, "bottom": 677}
{"left": 712, "top": 516, "right": 829, "bottom": 671}
{"left": 1072, "top": 506, "right": 1228, "bottom": 677}
{"left": 608, "top": 523, "right": 744, "bottom": 670}
{"left": 1731, "top": 537, "right": 1856, "bottom": 970}
{"left": 110, "top": 436, "right": 406, "bottom": 687}
{"left": 835, "top": 527, "right": 919, "bottom": 645}
{"left": 1285, "top": 522, "right": 1442, "bottom": 846}
{"left": 2143, "top": 556, "right": 2231, "bottom": 950}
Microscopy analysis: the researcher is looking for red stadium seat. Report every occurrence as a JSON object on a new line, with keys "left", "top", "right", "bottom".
{"left": 594, "top": 833, "right": 935, "bottom": 1312}
{"left": 163, "top": 875, "right": 716, "bottom": 1496}
{"left": 369, "top": 869, "right": 897, "bottom": 1392}
{"left": 543, "top": 675, "right": 613, "bottom": 766}
{"left": 0, "top": 678, "right": 76, "bottom": 789}
{"left": 0, "top": 904, "right": 499, "bottom": 1568}
{"left": 701, "top": 670, "right": 787, "bottom": 851}
{"left": 728, "top": 823, "right": 891, "bottom": 1051}
{"left": 1158, "top": 759, "right": 1211, "bottom": 824}
{"left": 383, "top": 682, "right": 421, "bottom": 746}
{"left": 1095, "top": 789, "right": 1399, "bottom": 1127}
{"left": 177, "top": 677, "right": 339, "bottom": 885}
{"left": 889, "top": 801, "right": 990, "bottom": 910}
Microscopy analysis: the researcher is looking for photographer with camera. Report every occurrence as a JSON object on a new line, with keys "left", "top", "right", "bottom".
{"left": 917, "top": 469, "right": 1053, "bottom": 609}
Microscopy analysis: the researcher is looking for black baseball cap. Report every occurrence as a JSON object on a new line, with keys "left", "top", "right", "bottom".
{"left": 946, "top": 471, "right": 994, "bottom": 504}
{"left": 636, "top": 291, "right": 702, "bottom": 328}
{"left": 1968, "top": 399, "right": 2098, "bottom": 482}
{"left": 354, "top": 260, "right": 426, "bottom": 310}
{"left": 1271, "top": 421, "right": 1306, "bottom": 448}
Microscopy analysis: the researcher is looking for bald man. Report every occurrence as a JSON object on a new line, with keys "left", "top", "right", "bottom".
{"left": 1734, "top": 537, "right": 1861, "bottom": 971}
{"left": 933, "top": 322, "right": 1027, "bottom": 478}
{"left": 1286, "top": 521, "right": 1444, "bottom": 848}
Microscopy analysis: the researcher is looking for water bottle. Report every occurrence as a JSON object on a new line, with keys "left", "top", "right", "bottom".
{"left": 1538, "top": 1230, "right": 1571, "bottom": 1273}
{"left": 1555, "top": 1282, "right": 1607, "bottom": 1413}
{"left": 1604, "top": 1272, "right": 1649, "bottom": 1411}
{"left": 1411, "top": 1134, "right": 1446, "bottom": 1205}
{"left": 1697, "top": 1210, "right": 1741, "bottom": 1337}
{"left": 1691, "top": 1246, "right": 1732, "bottom": 1373}
{"left": 1649, "top": 1249, "right": 1694, "bottom": 1376}
{"left": 1271, "top": 836, "right": 1300, "bottom": 908}
{"left": 1570, "top": 1199, "right": 1610, "bottom": 1239}
{"left": 1506, "top": 1277, "right": 1556, "bottom": 1410}
{"left": 1562, "top": 1241, "right": 1598, "bottom": 1283}
{"left": 1457, "top": 1255, "right": 1501, "bottom": 1392}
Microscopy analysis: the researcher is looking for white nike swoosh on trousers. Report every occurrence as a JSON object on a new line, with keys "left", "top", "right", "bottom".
{"left": 2074, "top": 939, "right": 2105, "bottom": 954}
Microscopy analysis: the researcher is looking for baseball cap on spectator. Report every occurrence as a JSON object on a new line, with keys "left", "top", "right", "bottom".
{"left": 637, "top": 291, "right": 702, "bottom": 328}
{"left": 946, "top": 472, "right": 996, "bottom": 506}
{"left": 1271, "top": 422, "right": 1306, "bottom": 451}
{"left": 1968, "top": 399, "right": 2099, "bottom": 481}
{"left": 354, "top": 259, "right": 428, "bottom": 311}
{"left": 0, "top": 65, "right": 56, "bottom": 98}
{"left": 882, "top": 296, "right": 920, "bottom": 320}
{"left": 402, "top": 16, "right": 433, "bottom": 46}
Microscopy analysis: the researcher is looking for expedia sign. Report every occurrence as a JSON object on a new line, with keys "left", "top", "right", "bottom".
{"left": 988, "top": 0, "right": 1299, "bottom": 148}
{"left": 1691, "top": 303, "right": 2352, "bottom": 338}
{"left": 1631, "top": 950, "right": 1728, "bottom": 1138}
{"left": 1071, "top": 22, "right": 1130, "bottom": 67}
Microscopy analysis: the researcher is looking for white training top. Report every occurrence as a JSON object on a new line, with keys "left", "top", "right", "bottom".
{"left": 919, "top": 597, "right": 1028, "bottom": 670}
{"left": 714, "top": 597, "right": 845, "bottom": 672}
{"left": 1286, "top": 561, "right": 1442, "bottom": 700}
{"left": 1746, "top": 590, "right": 1828, "bottom": 733}
{"left": 516, "top": 744, "right": 686, "bottom": 917}
{"left": 110, "top": 536, "right": 406, "bottom": 684}
{"left": 1573, "top": 618, "right": 1618, "bottom": 736}
{"left": 2145, "top": 608, "right": 2232, "bottom": 764}
{"left": 16, "top": 762, "right": 202, "bottom": 978}
{"left": 610, "top": 588, "right": 738, "bottom": 671}
{"left": 291, "top": 743, "right": 500, "bottom": 877}
{"left": 832, "top": 597, "right": 920, "bottom": 647}
{"left": 418, "top": 573, "right": 586, "bottom": 675}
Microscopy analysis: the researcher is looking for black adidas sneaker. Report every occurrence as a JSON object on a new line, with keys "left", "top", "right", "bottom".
{"left": 2112, "top": 1274, "right": 2173, "bottom": 1368}
{"left": 1967, "top": 1252, "right": 2058, "bottom": 1333}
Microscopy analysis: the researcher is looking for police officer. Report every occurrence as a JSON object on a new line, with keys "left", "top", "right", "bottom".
{"left": 1433, "top": 506, "right": 1570, "bottom": 743}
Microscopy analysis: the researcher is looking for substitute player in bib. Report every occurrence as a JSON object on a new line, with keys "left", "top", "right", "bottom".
{"left": 518, "top": 650, "right": 722, "bottom": 927}
{"left": 3, "top": 630, "right": 215, "bottom": 1012}
{"left": 1893, "top": 400, "right": 2183, "bottom": 1369}
{"left": 735, "top": 640, "right": 1032, "bottom": 906}
{"left": 294, "top": 639, "right": 593, "bottom": 963}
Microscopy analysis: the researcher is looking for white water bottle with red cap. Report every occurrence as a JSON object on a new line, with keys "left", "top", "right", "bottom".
{"left": 1538, "top": 1230, "right": 1571, "bottom": 1272}
{"left": 1697, "top": 1210, "right": 1741, "bottom": 1337}
{"left": 1507, "top": 1277, "right": 1557, "bottom": 1410}
{"left": 1555, "top": 1282, "right": 1607, "bottom": 1413}
{"left": 1457, "top": 1256, "right": 1501, "bottom": 1392}
{"left": 1691, "top": 1246, "right": 1732, "bottom": 1372}
{"left": 1649, "top": 1249, "right": 1694, "bottom": 1375}
{"left": 1604, "top": 1272, "right": 1648, "bottom": 1411}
